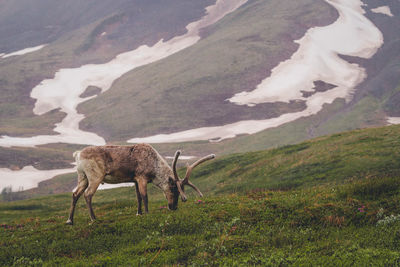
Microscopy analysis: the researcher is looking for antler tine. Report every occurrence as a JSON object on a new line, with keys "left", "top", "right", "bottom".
{"left": 183, "top": 154, "right": 215, "bottom": 184}
{"left": 186, "top": 181, "right": 204, "bottom": 197}
{"left": 170, "top": 150, "right": 188, "bottom": 202}
{"left": 172, "top": 150, "right": 181, "bottom": 181}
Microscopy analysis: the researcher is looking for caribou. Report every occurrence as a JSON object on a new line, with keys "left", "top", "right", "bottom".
{"left": 66, "top": 144, "right": 215, "bottom": 225}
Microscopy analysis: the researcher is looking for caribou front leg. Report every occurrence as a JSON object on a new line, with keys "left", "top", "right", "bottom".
{"left": 134, "top": 181, "right": 143, "bottom": 215}
{"left": 138, "top": 178, "right": 149, "bottom": 214}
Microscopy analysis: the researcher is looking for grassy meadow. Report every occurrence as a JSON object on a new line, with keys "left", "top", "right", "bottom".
{"left": 1, "top": 125, "right": 400, "bottom": 265}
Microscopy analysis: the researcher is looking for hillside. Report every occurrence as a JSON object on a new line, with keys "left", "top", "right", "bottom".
{"left": 1, "top": 0, "right": 400, "bottom": 214}
{"left": 3, "top": 124, "right": 400, "bottom": 201}
{"left": 78, "top": 0, "right": 337, "bottom": 140}
{"left": 2, "top": 125, "right": 400, "bottom": 265}
{"left": 181, "top": 125, "right": 400, "bottom": 194}
{"left": 1, "top": 0, "right": 398, "bottom": 145}
{"left": 79, "top": 0, "right": 400, "bottom": 143}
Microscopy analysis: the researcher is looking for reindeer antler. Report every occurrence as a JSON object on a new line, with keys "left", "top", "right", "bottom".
{"left": 172, "top": 151, "right": 215, "bottom": 201}
{"left": 171, "top": 150, "right": 188, "bottom": 201}
{"left": 172, "top": 150, "right": 181, "bottom": 181}
{"left": 185, "top": 181, "right": 204, "bottom": 197}
{"left": 182, "top": 154, "right": 215, "bottom": 198}
{"left": 183, "top": 154, "right": 215, "bottom": 184}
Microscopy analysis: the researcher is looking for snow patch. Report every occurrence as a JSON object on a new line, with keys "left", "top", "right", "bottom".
{"left": 371, "top": 6, "right": 394, "bottom": 17}
{"left": 228, "top": 0, "right": 381, "bottom": 106}
{"left": 387, "top": 117, "right": 400, "bottom": 125}
{"left": 72, "top": 182, "right": 133, "bottom": 191}
{"left": 166, "top": 155, "right": 197, "bottom": 160}
{"left": 1, "top": 44, "right": 47, "bottom": 58}
{"left": 0, "top": 166, "right": 75, "bottom": 192}
{"left": 98, "top": 183, "right": 133, "bottom": 190}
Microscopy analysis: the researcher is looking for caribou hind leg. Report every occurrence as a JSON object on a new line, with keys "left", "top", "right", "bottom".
{"left": 83, "top": 166, "right": 104, "bottom": 222}
{"left": 66, "top": 171, "right": 88, "bottom": 225}
{"left": 84, "top": 180, "right": 103, "bottom": 222}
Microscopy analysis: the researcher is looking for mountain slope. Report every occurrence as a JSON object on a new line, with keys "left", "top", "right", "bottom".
{"left": 0, "top": 0, "right": 214, "bottom": 53}
{"left": 0, "top": 0, "right": 214, "bottom": 137}
{"left": 78, "top": 0, "right": 400, "bottom": 145}
{"left": 78, "top": 0, "right": 337, "bottom": 140}
{"left": 0, "top": 0, "right": 398, "bottom": 145}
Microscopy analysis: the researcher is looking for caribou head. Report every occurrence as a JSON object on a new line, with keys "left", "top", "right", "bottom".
{"left": 166, "top": 150, "right": 215, "bottom": 210}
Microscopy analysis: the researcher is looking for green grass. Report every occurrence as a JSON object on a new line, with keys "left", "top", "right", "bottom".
{"left": 158, "top": 125, "right": 400, "bottom": 196}
{"left": 2, "top": 180, "right": 400, "bottom": 265}
{"left": 2, "top": 125, "right": 400, "bottom": 265}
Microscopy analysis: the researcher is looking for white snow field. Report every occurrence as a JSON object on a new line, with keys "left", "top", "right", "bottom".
{"left": 0, "top": 166, "right": 75, "bottom": 192}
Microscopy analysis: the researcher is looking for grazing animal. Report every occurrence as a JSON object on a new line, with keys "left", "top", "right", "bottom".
{"left": 66, "top": 144, "right": 214, "bottom": 225}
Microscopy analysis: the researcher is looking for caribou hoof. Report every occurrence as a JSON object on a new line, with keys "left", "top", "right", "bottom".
{"left": 66, "top": 219, "right": 73, "bottom": 225}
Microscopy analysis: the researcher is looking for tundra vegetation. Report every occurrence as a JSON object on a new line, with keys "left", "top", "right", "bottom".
{"left": 1, "top": 125, "right": 400, "bottom": 265}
